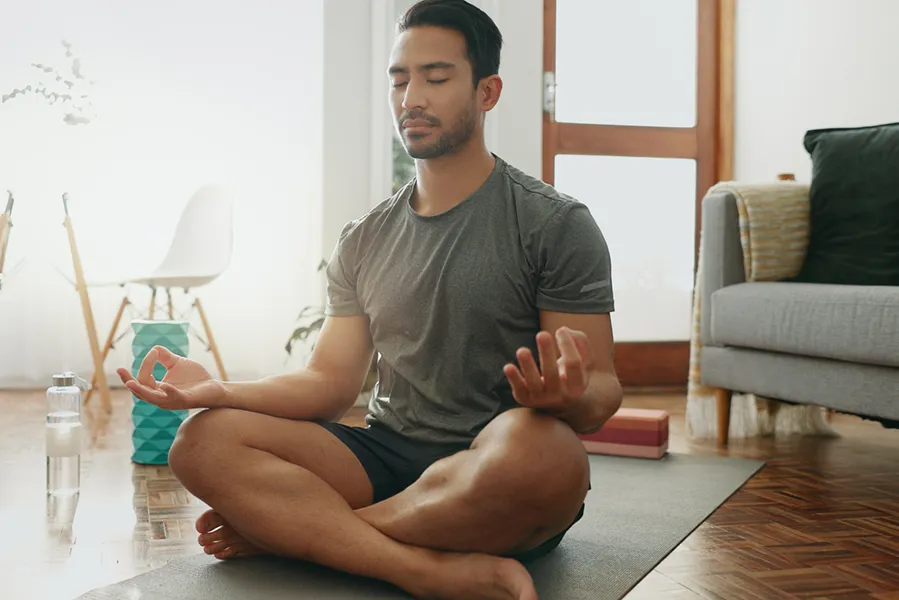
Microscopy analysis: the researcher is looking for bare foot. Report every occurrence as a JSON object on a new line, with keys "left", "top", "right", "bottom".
{"left": 195, "top": 509, "right": 267, "bottom": 560}
{"left": 408, "top": 551, "right": 538, "bottom": 600}
{"left": 192, "top": 509, "right": 536, "bottom": 598}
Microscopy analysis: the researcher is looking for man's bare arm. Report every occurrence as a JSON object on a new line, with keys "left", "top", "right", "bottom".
{"left": 537, "top": 311, "right": 623, "bottom": 434}
{"left": 217, "top": 314, "right": 375, "bottom": 421}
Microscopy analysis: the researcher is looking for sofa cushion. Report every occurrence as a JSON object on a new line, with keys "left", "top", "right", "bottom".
{"left": 710, "top": 282, "right": 899, "bottom": 368}
{"left": 792, "top": 121, "right": 899, "bottom": 286}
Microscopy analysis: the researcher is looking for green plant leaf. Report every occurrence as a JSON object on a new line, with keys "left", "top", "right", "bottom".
{"left": 285, "top": 316, "right": 326, "bottom": 356}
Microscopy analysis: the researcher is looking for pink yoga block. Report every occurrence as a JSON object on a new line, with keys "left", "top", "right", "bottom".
{"left": 578, "top": 408, "right": 669, "bottom": 459}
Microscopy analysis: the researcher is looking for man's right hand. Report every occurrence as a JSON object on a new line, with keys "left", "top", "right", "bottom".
{"left": 112, "top": 315, "right": 375, "bottom": 422}
{"left": 117, "top": 345, "right": 225, "bottom": 411}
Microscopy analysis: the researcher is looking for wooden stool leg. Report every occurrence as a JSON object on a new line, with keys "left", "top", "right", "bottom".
{"left": 716, "top": 388, "right": 732, "bottom": 446}
{"left": 194, "top": 297, "right": 228, "bottom": 381}
{"left": 167, "top": 288, "right": 174, "bottom": 319}
{"left": 0, "top": 218, "right": 10, "bottom": 276}
{"left": 84, "top": 295, "right": 129, "bottom": 406}
{"left": 148, "top": 287, "right": 157, "bottom": 320}
{"left": 63, "top": 204, "right": 111, "bottom": 414}
{"left": 0, "top": 192, "right": 13, "bottom": 276}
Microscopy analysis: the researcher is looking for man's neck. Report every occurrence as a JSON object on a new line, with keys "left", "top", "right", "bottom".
{"left": 411, "top": 143, "right": 496, "bottom": 217}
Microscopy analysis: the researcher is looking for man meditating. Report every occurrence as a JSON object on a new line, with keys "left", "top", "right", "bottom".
{"left": 120, "top": 1, "right": 622, "bottom": 598}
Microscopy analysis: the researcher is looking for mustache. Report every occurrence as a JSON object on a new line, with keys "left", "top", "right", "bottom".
{"left": 399, "top": 110, "right": 440, "bottom": 126}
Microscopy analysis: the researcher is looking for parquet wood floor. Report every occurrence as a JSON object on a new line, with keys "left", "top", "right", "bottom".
{"left": 1, "top": 389, "right": 897, "bottom": 599}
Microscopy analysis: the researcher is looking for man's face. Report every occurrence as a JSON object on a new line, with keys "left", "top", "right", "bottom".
{"left": 388, "top": 26, "right": 481, "bottom": 160}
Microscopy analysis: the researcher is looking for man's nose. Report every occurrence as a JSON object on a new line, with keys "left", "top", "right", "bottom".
{"left": 402, "top": 79, "right": 426, "bottom": 111}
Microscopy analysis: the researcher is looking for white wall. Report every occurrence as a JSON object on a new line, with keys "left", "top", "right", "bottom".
{"left": 488, "top": 0, "right": 545, "bottom": 179}
{"left": 734, "top": 0, "right": 899, "bottom": 182}
{"left": 322, "top": 0, "right": 374, "bottom": 267}
{"left": 0, "top": 0, "right": 324, "bottom": 387}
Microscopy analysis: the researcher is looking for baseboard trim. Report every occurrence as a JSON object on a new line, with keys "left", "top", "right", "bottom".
{"left": 623, "top": 384, "right": 688, "bottom": 395}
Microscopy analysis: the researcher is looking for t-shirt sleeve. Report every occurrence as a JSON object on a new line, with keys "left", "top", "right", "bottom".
{"left": 536, "top": 203, "right": 615, "bottom": 313}
{"left": 324, "top": 222, "right": 365, "bottom": 317}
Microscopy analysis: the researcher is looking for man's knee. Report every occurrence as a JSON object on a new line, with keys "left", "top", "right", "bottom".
{"left": 472, "top": 408, "right": 590, "bottom": 514}
{"left": 169, "top": 408, "right": 245, "bottom": 483}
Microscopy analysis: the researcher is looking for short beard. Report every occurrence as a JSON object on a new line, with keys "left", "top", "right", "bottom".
{"left": 400, "top": 103, "right": 478, "bottom": 160}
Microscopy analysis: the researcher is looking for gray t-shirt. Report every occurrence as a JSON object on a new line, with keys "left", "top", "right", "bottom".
{"left": 325, "top": 156, "right": 614, "bottom": 444}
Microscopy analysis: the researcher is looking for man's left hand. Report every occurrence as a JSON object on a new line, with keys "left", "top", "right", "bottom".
{"left": 503, "top": 327, "right": 595, "bottom": 414}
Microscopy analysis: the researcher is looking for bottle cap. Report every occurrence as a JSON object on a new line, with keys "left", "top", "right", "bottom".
{"left": 52, "top": 373, "right": 75, "bottom": 387}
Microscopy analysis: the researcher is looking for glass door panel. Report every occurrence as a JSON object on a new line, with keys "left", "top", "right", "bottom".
{"left": 554, "top": 155, "right": 696, "bottom": 341}
{"left": 555, "top": 0, "right": 698, "bottom": 127}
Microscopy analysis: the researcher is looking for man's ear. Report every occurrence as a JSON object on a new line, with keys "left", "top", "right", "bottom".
{"left": 479, "top": 74, "right": 503, "bottom": 112}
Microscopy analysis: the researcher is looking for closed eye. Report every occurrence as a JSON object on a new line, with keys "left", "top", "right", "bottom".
{"left": 391, "top": 78, "right": 447, "bottom": 88}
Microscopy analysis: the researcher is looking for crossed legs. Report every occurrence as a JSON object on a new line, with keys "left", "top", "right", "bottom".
{"left": 168, "top": 407, "right": 590, "bottom": 599}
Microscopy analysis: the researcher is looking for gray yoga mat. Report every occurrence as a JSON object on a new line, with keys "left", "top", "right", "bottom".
{"left": 77, "top": 453, "right": 763, "bottom": 600}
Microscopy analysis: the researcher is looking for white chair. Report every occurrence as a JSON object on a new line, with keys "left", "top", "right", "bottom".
{"left": 131, "top": 184, "right": 235, "bottom": 292}
{"left": 83, "top": 184, "right": 235, "bottom": 406}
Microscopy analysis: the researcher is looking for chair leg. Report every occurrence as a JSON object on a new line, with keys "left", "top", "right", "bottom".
{"left": 84, "top": 295, "right": 129, "bottom": 406}
{"left": 716, "top": 388, "right": 732, "bottom": 447}
{"left": 194, "top": 297, "right": 228, "bottom": 381}
{"left": 63, "top": 210, "right": 111, "bottom": 414}
{"left": 167, "top": 288, "right": 174, "bottom": 319}
{"left": 0, "top": 215, "right": 11, "bottom": 277}
{"left": 148, "top": 287, "right": 157, "bottom": 320}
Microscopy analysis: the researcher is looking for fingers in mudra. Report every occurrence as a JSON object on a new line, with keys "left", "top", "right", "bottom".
{"left": 116, "top": 346, "right": 185, "bottom": 408}
{"left": 504, "top": 328, "right": 591, "bottom": 410}
{"left": 555, "top": 328, "right": 587, "bottom": 394}
{"left": 136, "top": 346, "right": 160, "bottom": 388}
{"left": 504, "top": 332, "right": 559, "bottom": 407}
{"left": 536, "top": 330, "right": 562, "bottom": 393}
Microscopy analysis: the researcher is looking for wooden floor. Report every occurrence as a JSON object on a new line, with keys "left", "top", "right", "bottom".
{"left": 2, "top": 389, "right": 898, "bottom": 599}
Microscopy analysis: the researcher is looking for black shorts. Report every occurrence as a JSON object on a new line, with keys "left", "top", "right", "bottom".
{"left": 316, "top": 420, "right": 585, "bottom": 563}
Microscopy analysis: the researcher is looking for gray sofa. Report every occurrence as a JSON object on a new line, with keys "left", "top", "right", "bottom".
{"left": 699, "top": 186, "right": 899, "bottom": 444}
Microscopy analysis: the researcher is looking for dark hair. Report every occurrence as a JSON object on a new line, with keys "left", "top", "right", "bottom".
{"left": 397, "top": 0, "right": 503, "bottom": 85}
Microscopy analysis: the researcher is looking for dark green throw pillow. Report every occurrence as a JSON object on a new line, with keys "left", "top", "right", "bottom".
{"left": 793, "top": 121, "right": 899, "bottom": 286}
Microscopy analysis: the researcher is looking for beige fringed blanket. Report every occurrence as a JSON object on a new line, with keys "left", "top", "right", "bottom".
{"left": 686, "top": 181, "right": 838, "bottom": 439}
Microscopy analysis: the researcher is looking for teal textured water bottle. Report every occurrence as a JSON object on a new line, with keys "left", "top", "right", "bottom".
{"left": 130, "top": 320, "right": 190, "bottom": 465}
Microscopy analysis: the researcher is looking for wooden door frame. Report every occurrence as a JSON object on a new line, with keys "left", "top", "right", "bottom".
{"left": 543, "top": 0, "right": 734, "bottom": 390}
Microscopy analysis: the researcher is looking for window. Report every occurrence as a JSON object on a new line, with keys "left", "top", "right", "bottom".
{"left": 388, "top": 0, "right": 419, "bottom": 194}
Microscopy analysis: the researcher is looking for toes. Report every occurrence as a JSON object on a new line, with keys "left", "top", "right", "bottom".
{"left": 196, "top": 509, "right": 224, "bottom": 534}
{"left": 203, "top": 540, "right": 232, "bottom": 556}
{"left": 198, "top": 528, "right": 229, "bottom": 546}
{"left": 209, "top": 542, "right": 264, "bottom": 560}
{"left": 214, "top": 547, "right": 236, "bottom": 560}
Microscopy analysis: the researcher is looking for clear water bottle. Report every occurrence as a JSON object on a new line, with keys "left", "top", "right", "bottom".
{"left": 46, "top": 372, "right": 82, "bottom": 496}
